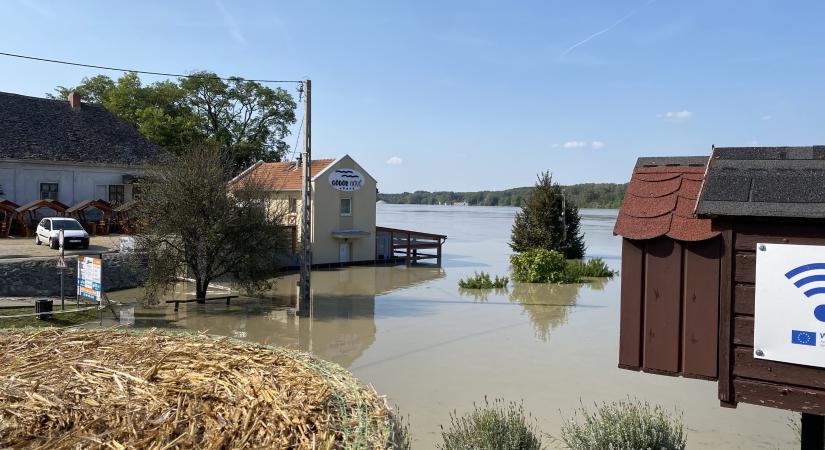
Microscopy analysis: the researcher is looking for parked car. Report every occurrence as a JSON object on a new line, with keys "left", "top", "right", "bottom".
{"left": 35, "top": 218, "right": 90, "bottom": 249}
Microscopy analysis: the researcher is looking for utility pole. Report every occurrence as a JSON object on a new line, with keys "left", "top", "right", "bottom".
{"left": 297, "top": 79, "right": 312, "bottom": 316}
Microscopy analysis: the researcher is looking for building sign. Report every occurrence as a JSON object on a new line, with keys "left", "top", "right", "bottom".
{"left": 755, "top": 243, "right": 825, "bottom": 368}
{"left": 328, "top": 169, "right": 364, "bottom": 192}
{"left": 77, "top": 256, "right": 103, "bottom": 302}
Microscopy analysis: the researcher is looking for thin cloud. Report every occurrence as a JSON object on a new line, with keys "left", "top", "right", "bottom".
{"left": 591, "top": 141, "right": 606, "bottom": 149}
{"left": 386, "top": 156, "right": 403, "bottom": 165}
{"left": 563, "top": 141, "right": 588, "bottom": 149}
{"left": 557, "top": 141, "right": 605, "bottom": 149}
{"left": 761, "top": 114, "right": 773, "bottom": 121}
{"left": 215, "top": 0, "right": 246, "bottom": 45}
{"left": 560, "top": 0, "right": 658, "bottom": 58}
{"left": 660, "top": 110, "right": 694, "bottom": 122}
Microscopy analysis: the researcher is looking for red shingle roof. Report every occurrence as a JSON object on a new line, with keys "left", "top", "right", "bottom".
{"left": 613, "top": 157, "right": 719, "bottom": 241}
{"left": 232, "top": 159, "right": 336, "bottom": 191}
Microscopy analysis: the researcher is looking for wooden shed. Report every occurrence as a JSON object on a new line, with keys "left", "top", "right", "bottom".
{"left": 614, "top": 157, "right": 722, "bottom": 379}
{"left": 0, "top": 199, "right": 19, "bottom": 238}
{"left": 695, "top": 146, "right": 825, "bottom": 417}
{"left": 67, "top": 199, "right": 114, "bottom": 235}
{"left": 14, "top": 199, "right": 69, "bottom": 237}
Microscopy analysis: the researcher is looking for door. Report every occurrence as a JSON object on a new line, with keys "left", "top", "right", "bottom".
{"left": 339, "top": 242, "right": 351, "bottom": 263}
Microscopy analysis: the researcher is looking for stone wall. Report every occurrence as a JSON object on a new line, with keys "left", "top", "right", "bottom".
{"left": 0, "top": 253, "right": 146, "bottom": 297}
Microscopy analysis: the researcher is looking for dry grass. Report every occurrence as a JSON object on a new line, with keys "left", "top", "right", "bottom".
{"left": 0, "top": 328, "right": 399, "bottom": 449}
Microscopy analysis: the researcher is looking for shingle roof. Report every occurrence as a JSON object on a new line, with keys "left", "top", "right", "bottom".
{"left": 695, "top": 146, "right": 825, "bottom": 218}
{"left": 232, "top": 159, "right": 336, "bottom": 191}
{"left": 613, "top": 156, "right": 719, "bottom": 241}
{"left": 0, "top": 92, "right": 168, "bottom": 165}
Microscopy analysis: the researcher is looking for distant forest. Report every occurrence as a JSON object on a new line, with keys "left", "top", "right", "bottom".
{"left": 378, "top": 183, "right": 627, "bottom": 209}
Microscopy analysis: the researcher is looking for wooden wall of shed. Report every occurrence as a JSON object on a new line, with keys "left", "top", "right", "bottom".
{"left": 618, "top": 236, "right": 720, "bottom": 379}
{"left": 719, "top": 221, "right": 825, "bottom": 415}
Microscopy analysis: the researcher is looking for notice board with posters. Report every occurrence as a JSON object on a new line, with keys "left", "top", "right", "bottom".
{"left": 77, "top": 256, "right": 103, "bottom": 302}
{"left": 755, "top": 243, "right": 825, "bottom": 368}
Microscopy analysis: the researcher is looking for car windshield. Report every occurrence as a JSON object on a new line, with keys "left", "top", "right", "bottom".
{"left": 51, "top": 220, "right": 84, "bottom": 231}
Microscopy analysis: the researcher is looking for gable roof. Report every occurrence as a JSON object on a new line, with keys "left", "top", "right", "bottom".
{"left": 232, "top": 158, "right": 336, "bottom": 191}
{"left": 695, "top": 146, "right": 825, "bottom": 219}
{"left": 0, "top": 92, "right": 168, "bottom": 166}
{"left": 613, "top": 156, "right": 719, "bottom": 241}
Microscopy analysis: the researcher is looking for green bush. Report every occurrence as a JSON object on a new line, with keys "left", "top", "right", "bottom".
{"left": 565, "top": 258, "right": 616, "bottom": 279}
{"left": 439, "top": 399, "right": 543, "bottom": 450}
{"left": 459, "top": 272, "right": 509, "bottom": 289}
{"left": 559, "top": 399, "right": 686, "bottom": 450}
{"left": 510, "top": 249, "right": 579, "bottom": 283}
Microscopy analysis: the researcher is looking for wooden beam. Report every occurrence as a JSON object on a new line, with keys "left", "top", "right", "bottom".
{"left": 718, "top": 226, "right": 735, "bottom": 405}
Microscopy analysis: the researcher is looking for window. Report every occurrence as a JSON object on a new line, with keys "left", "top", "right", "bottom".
{"left": 340, "top": 198, "right": 352, "bottom": 216}
{"left": 289, "top": 197, "right": 297, "bottom": 213}
{"left": 109, "top": 185, "right": 125, "bottom": 205}
{"left": 40, "top": 183, "right": 58, "bottom": 200}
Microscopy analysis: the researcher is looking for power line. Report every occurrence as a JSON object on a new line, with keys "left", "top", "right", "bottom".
{"left": 0, "top": 51, "right": 302, "bottom": 84}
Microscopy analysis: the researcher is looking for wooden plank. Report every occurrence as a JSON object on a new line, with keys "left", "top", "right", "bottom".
{"left": 734, "top": 252, "right": 756, "bottom": 284}
{"left": 734, "top": 284, "right": 755, "bottom": 316}
{"left": 718, "top": 226, "right": 735, "bottom": 404}
{"left": 733, "top": 315, "right": 754, "bottom": 347}
{"left": 682, "top": 238, "right": 720, "bottom": 379}
{"left": 734, "top": 378, "right": 825, "bottom": 415}
{"left": 642, "top": 238, "right": 682, "bottom": 373}
{"left": 734, "top": 347, "right": 825, "bottom": 390}
{"left": 735, "top": 222, "right": 825, "bottom": 251}
{"left": 618, "top": 239, "right": 645, "bottom": 370}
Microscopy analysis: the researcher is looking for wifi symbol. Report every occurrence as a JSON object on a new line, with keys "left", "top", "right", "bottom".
{"left": 785, "top": 263, "right": 825, "bottom": 322}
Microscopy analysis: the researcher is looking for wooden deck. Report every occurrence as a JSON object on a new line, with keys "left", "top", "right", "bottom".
{"left": 375, "top": 226, "right": 447, "bottom": 266}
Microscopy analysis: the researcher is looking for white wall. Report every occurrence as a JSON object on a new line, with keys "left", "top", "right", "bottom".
{"left": 0, "top": 160, "right": 142, "bottom": 206}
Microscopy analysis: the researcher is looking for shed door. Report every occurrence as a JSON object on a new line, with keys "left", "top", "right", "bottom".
{"left": 339, "top": 242, "right": 351, "bottom": 263}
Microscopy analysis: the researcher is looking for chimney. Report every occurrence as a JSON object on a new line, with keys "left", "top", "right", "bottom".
{"left": 67, "top": 91, "right": 81, "bottom": 109}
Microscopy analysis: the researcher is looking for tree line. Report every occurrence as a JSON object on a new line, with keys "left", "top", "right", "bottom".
{"left": 378, "top": 182, "right": 627, "bottom": 209}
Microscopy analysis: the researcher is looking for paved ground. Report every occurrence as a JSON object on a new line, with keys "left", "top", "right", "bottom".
{"left": 0, "top": 235, "right": 124, "bottom": 259}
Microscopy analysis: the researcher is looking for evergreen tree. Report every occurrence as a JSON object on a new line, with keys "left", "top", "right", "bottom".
{"left": 509, "top": 172, "right": 586, "bottom": 258}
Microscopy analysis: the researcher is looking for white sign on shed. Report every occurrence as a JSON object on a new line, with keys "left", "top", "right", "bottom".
{"left": 328, "top": 169, "right": 364, "bottom": 192}
{"left": 755, "top": 243, "right": 825, "bottom": 368}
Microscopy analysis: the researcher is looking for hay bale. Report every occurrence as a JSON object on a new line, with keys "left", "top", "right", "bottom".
{"left": 0, "top": 328, "right": 398, "bottom": 449}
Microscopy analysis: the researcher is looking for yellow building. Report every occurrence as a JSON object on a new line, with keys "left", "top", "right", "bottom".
{"left": 234, "top": 154, "right": 377, "bottom": 265}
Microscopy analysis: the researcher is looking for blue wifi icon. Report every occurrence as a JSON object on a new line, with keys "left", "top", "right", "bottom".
{"left": 785, "top": 263, "right": 825, "bottom": 322}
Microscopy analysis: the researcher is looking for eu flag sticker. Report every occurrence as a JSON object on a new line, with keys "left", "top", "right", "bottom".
{"left": 791, "top": 330, "right": 817, "bottom": 346}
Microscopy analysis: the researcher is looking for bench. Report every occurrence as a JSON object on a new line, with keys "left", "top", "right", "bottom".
{"left": 166, "top": 295, "right": 239, "bottom": 312}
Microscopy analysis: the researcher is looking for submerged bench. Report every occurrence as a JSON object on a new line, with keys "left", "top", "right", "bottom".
{"left": 166, "top": 295, "right": 239, "bottom": 312}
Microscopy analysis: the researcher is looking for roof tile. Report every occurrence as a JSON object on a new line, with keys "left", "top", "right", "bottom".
{"left": 233, "top": 159, "right": 336, "bottom": 191}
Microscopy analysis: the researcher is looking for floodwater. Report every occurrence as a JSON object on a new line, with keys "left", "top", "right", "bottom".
{"left": 108, "top": 205, "right": 796, "bottom": 449}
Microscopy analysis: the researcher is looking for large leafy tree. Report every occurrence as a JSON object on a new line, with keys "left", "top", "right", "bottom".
{"left": 50, "top": 71, "right": 296, "bottom": 170}
{"left": 135, "top": 143, "right": 287, "bottom": 303}
{"left": 509, "top": 172, "right": 586, "bottom": 259}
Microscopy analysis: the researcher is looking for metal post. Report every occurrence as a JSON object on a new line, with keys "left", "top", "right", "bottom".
{"left": 297, "top": 79, "right": 312, "bottom": 317}
{"left": 801, "top": 413, "right": 824, "bottom": 450}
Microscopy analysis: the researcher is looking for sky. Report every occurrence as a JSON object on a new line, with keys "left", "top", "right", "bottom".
{"left": 2, "top": 0, "right": 825, "bottom": 193}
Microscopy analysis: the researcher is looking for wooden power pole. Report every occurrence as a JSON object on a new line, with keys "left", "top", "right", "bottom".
{"left": 297, "top": 80, "right": 312, "bottom": 316}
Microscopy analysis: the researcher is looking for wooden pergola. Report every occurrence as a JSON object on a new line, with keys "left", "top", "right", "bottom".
{"left": 113, "top": 200, "right": 143, "bottom": 234}
{"left": 15, "top": 199, "right": 69, "bottom": 237}
{"left": 0, "top": 199, "right": 20, "bottom": 238}
{"left": 67, "top": 199, "right": 114, "bottom": 235}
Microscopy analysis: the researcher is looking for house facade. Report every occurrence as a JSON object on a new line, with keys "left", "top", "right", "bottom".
{"left": 233, "top": 154, "right": 377, "bottom": 266}
{"left": 0, "top": 91, "right": 167, "bottom": 208}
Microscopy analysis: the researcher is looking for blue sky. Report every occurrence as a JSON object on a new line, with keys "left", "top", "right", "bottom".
{"left": 2, "top": 1, "right": 825, "bottom": 192}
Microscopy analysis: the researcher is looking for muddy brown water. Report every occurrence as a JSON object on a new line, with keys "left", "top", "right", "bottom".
{"left": 107, "top": 205, "right": 796, "bottom": 449}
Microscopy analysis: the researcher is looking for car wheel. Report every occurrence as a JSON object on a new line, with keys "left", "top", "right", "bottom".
{"left": 49, "top": 238, "right": 58, "bottom": 250}
{"left": 35, "top": 235, "right": 41, "bottom": 245}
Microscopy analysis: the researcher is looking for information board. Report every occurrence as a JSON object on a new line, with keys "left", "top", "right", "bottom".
{"left": 77, "top": 256, "right": 102, "bottom": 302}
{"left": 328, "top": 168, "right": 364, "bottom": 192}
{"left": 755, "top": 243, "right": 825, "bottom": 368}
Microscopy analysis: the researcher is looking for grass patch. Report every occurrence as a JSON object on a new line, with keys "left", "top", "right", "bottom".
{"left": 458, "top": 272, "right": 509, "bottom": 289}
{"left": 439, "top": 398, "right": 543, "bottom": 450}
{"left": 510, "top": 249, "right": 616, "bottom": 283}
{"left": 559, "top": 399, "right": 686, "bottom": 450}
{"left": 0, "top": 304, "right": 99, "bottom": 328}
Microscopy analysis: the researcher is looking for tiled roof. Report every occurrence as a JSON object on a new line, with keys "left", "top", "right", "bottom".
{"left": 0, "top": 92, "right": 168, "bottom": 165}
{"left": 696, "top": 146, "right": 825, "bottom": 218}
{"left": 614, "top": 156, "right": 719, "bottom": 241}
{"left": 233, "top": 159, "right": 336, "bottom": 191}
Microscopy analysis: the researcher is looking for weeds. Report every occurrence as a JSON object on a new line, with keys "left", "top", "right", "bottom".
{"left": 458, "top": 271, "right": 509, "bottom": 289}
{"left": 439, "top": 398, "right": 543, "bottom": 450}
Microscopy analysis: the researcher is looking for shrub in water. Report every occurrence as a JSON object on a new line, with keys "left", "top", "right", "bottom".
{"left": 559, "top": 399, "right": 686, "bottom": 450}
{"left": 439, "top": 398, "right": 543, "bottom": 450}
{"left": 510, "top": 249, "right": 579, "bottom": 283}
{"left": 459, "top": 272, "right": 509, "bottom": 289}
{"left": 565, "top": 258, "right": 616, "bottom": 279}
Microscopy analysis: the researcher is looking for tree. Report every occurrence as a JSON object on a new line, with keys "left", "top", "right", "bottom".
{"left": 49, "top": 72, "right": 297, "bottom": 169}
{"left": 135, "top": 143, "right": 287, "bottom": 304}
{"left": 509, "top": 172, "right": 585, "bottom": 259}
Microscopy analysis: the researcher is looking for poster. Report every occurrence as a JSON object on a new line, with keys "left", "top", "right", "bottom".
{"left": 77, "top": 256, "right": 102, "bottom": 302}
